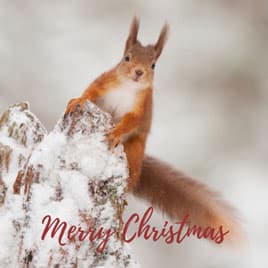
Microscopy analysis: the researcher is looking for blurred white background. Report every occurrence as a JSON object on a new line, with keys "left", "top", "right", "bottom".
{"left": 0, "top": 0, "right": 268, "bottom": 267}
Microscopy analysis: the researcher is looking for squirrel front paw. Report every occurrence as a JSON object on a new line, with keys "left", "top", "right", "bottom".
{"left": 64, "top": 98, "right": 85, "bottom": 115}
{"left": 106, "top": 129, "right": 123, "bottom": 150}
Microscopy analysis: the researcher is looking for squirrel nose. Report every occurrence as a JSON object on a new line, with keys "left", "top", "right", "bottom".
{"left": 135, "top": 69, "right": 144, "bottom": 77}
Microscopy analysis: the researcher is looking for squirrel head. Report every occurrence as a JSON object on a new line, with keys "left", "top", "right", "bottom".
{"left": 116, "top": 16, "right": 169, "bottom": 88}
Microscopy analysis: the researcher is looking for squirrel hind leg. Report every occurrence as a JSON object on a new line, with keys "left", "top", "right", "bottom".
{"left": 123, "top": 136, "right": 145, "bottom": 191}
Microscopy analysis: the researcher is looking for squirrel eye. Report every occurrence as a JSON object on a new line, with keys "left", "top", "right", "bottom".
{"left": 152, "top": 63, "right": 156, "bottom": 69}
{"left": 125, "top": 55, "right": 130, "bottom": 62}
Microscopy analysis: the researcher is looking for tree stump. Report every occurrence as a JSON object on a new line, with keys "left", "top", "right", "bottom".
{"left": 0, "top": 102, "right": 135, "bottom": 267}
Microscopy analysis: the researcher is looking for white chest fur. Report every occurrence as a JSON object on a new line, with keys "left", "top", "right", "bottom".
{"left": 96, "top": 80, "right": 141, "bottom": 123}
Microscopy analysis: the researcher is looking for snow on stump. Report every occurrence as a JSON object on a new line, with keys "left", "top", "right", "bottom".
{"left": 0, "top": 101, "right": 135, "bottom": 267}
{"left": 0, "top": 102, "right": 47, "bottom": 201}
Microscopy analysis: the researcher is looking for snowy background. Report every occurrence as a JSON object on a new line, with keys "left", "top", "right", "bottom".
{"left": 0, "top": 0, "right": 268, "bottom": 267}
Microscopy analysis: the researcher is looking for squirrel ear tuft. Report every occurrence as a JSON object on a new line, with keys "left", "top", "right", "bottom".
{"left": 124, "top": 16, "right": 140, "bottom": 54}
{"left": 154, "top": 23, "right": 169, "bottom": 60}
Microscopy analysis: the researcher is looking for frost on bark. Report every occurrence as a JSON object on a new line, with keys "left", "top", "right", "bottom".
{"left": 0, "top": 101, "right": 136, "bottom": 267}
{"left": 0, "top": 102, "right": 47, "bottom": 204}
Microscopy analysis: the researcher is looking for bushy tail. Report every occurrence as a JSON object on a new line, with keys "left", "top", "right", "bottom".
{"left": 133, "top": 155, "right": 244, "bottom": 245}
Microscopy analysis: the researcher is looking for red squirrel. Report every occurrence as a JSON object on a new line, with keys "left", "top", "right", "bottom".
{"left": 65, "top": 17, "right": 243, "bottom": 245}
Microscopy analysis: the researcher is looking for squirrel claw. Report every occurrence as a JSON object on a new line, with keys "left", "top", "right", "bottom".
{"left": 106, "top": 131, "right": 122, "bottom": 150}
{"left": 64, "top": 98, "right": 84, "bottom": 116}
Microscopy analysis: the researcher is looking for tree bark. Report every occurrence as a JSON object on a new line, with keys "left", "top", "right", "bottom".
{"left": 0, "top": 102, "right": 135, "bottom": 267}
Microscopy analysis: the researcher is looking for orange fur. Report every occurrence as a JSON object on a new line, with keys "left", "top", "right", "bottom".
{"left": 123, "top": 135, "right": 146, "bottom": 189}
{"left": 65, "top": 69, "right": 119, "bottom": 113}
{"left": 65, "top": 17, "right": 244, "bottom": 246}
{"left": 135, "top": 156, "right": 244, "bottom": 245}
{"left": 65, "top": 17, "right": 166, "bottom": 190}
